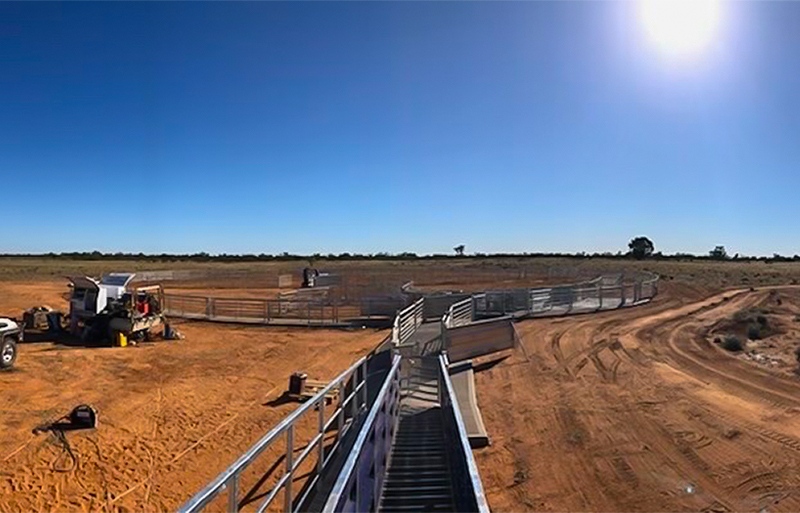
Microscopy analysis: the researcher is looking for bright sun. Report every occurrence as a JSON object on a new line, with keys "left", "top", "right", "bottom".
{"left": 639, "top": 0, "right": 721, "bottom": 57}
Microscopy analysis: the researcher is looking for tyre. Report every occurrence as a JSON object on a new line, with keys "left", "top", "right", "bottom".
{"left": 0, "top": 336, "right": 17, "bottom": 370}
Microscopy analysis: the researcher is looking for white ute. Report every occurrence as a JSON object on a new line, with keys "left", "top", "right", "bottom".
{"left": 0, "top": 317, "right": 21, "bottom": 370}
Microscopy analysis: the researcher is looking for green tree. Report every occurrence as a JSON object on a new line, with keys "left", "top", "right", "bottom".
{"left": 628, "top": 237, "right": 654, "bottom": 260}
{"left": 454, "top": 244, "right": 465, "bottom": 257}
{"left": 709, "top": 245, "right": 728, "bottom": 260}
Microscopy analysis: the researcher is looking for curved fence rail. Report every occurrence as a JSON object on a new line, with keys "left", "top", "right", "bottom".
{"left": 164, "top": 274, "right": 657, "bottom": 329}
{"left": 391, "top": 298, "right": 424, "bottom": 345}
{"left": 443, "top": 297, "right": 474, "bottom": 329}
{"left": 474, "top": 273, "right": 659, "bottom": 319}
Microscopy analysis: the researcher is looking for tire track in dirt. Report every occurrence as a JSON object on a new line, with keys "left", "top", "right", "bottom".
{"left": 477, "top": 285, "right": 800, "bottom": 512}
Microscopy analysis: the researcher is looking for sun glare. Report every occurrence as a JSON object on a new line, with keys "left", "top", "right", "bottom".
{"left": 639, "top": 0, "right": 721, "bottom": 57}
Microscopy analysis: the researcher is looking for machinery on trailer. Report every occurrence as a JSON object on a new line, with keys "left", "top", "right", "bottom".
{"left": 0, "top": 317, "right": 22, "bottom": 370}
{"left": 68, "top": 273, "right": 168, "bottom": 345}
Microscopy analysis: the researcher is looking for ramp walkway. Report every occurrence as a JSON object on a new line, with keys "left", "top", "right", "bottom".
{"left": 448, "top": 360, "right": 489, "bottom": 448}
{"left": 379, "top": 357, "right": 455, "bottom": 513}
{"left": 397, "top": 321, "right": 443, "bottom": 356}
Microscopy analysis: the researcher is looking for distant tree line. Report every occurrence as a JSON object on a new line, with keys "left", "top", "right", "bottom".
{"left": 2, "top": 245, "right": 800, "bottom": 263}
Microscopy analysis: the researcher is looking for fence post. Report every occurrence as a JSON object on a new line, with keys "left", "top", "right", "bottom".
{"left": 209, "top": 298, "right": 216, "bottom": 319}
{"left": 205, "top": 297, "right": 212, "bottom": 318}
{"left": 264, "top": 300, "right": 269, "bottom": 323}
{"left": 285, "top": 426, "right": 294, "bottom": 513}
{"left": 361, "top": 359, "right": 369, "bottom": 408}
{"left": 318, "top": 397, "right": 325, "bottom": 473}
{"left": 598, "top": 284, "right": 603, "bottom": 310}
{"left": 437, "top": 362, "right": 443, "bottom": 406}
{"left": 337, "top": 381, "right": 345, "bottom": 435}
{"left": 227, "top": 474, "right": 239, "bottom": 513}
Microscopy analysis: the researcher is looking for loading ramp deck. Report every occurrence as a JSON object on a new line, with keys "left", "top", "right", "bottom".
{"left": 379, "top": 356, "right": 457, "bottom": 513}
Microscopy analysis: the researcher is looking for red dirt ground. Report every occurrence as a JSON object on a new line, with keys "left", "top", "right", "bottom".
{"left": 475, "top": 283, "right": 800, "bottom": 512}
{"left": 7, "top": 263, "right": 800, "bottom": 513}
{"left": 0, "top": 281, "right": 386, "bottom": 513}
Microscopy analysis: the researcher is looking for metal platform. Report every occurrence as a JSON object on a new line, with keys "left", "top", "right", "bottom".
{"left": 379, "top": 357, "right": 456, "bottom": 512}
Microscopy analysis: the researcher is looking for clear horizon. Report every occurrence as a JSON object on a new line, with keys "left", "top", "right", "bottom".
{"left": 2, "top": 2, "right": 799, "bottom": 258}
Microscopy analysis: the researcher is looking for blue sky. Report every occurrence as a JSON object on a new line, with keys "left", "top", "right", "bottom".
{"left": 2, "top": 1, "right": 799, "bottom": 256}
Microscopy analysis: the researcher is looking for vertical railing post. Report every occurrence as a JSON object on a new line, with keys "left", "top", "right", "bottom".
{"left": 264, "top": 300, "right": 269, "bottom": 323}
{"left": 372, "top": 407, "right": 380, "bottom": 511}
{"left": 437, "top": 363, "right": 443, "bottom": 406}
{"left": 598, "top": 284, "right": 603, "bottom": 310}
{"left": 337, "top": 381, "right": 345, "bottom": 435}
{"left": 227, "top": 474, "right": 239, "bottom": 513}
{"left": 318, "top": 397, "right": 325, "bottom": 473}
{"left": 285, "top": 425, "right": 294, "bottom": 512}
{"left": 351, "top": 377, "right": 358, "bottom": 419}
{"left": 361, "top": 359, "right": 368, "bottom": 408}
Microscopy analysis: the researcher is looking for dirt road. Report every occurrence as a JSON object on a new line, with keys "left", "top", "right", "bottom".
{"left": 476, "top": 284, "right": 800, "bottom": 512}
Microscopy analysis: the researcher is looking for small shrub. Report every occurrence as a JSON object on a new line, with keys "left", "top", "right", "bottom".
{"left": 722, "top": 336, "right": 743, "bottom": 352}
{"left": 795, "top": 345, "right": 800, "bottom": 363}
{"left": 747, "top": 324, "right": 762, "bottom": 340}
{"left": 756, "top": 315, "right": 768, "bottom": 327}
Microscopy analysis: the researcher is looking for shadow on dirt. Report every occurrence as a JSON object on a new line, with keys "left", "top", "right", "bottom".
{"left": 473, "top": 355, "right": 510, "bottom": 373}
{"left": 263, "top": 392, "right": 298, "bottom": 408}
{"left": 22, "top": 329, "right": 111, "bottom": 348}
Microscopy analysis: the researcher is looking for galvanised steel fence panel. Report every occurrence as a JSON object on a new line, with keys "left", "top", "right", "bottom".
{"left": 177, "top": 357, "right": 370, "bottom": 513}
{"left": 163, "top": 294, "right": 349, "bottom": 325}
{"left": 392, "top": 298, "right": 424, "bottom": 346}
{"left": 422, "top": 293, "right": 471, "bottom": 321}
{"left": 321, "top": 355, "right": 401, "bottom": 513}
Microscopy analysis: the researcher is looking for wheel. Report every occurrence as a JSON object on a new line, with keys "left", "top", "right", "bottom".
{"left": 0, "top": 337, "right": 17, "bottom": 370}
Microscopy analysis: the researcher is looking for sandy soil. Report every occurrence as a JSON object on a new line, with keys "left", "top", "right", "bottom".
{"left": 8, "top": 261, "right": 800, "bottom": 513}
{"left": 475, "top": 282, "right": 800, "bottom": 512}
{"left": 0, "top": 281, "right": 386, "bottom": 512}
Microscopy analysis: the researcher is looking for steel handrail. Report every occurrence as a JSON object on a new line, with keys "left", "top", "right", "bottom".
{"left": 392, "top": 298, "right": 424, "bottom": 345}
{"left": 444, "top": 297, "right": 473, "bottom": 328}
{"left": 438, "top": 354, "right": 490, "bottom": 513}
{"left": 177, "top": 356, "right": 368, "bottom": 513}
{"left": 322, "top": 355, "right": 402, "bottom": 513}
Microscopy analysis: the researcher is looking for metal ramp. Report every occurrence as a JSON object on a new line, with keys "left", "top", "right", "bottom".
{"left": 379, "top": 357, "right": 455, "bottom": 512}
{"left": 380, "top": 407, "right": 455, "bottom": 512}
